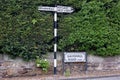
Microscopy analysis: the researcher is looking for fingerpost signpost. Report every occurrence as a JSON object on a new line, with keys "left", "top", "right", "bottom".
{"left": 38, "top": 5, "right": 74, "bottom": 75}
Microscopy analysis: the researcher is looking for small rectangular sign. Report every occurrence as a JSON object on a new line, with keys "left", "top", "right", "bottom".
{"left": 38, "top": 6, "right": 55, "bottom": 12}
{"left": 64, "top": 52, "right": 86, "bottom": 62}
{"left": 57, "top": 6, "right": 74, "bottom": 13}
{"left": 38, "top": 5, "right": 74, "bottom": 13}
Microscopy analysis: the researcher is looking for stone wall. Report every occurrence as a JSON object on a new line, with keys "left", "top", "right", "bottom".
{"left": 0, "top": 53, "right": 120, "bottom": 77}
{"left": 0, "top": 54, "right": 36, "bottom": 78}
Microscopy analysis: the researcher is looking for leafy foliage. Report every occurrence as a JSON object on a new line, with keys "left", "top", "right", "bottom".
{"left": 0, "top": 0, "right": 52, "bottom": 61}
{"left": 59, "top": 0, "right": 120, "bottom": 56}
{"left": 0, "top": 0, "right": 120, "bottom": 60}
{"left": 35, "top": 56, "right": 50, "bottom": 73}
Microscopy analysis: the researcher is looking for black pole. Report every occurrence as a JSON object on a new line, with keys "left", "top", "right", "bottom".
{"left": 53, "top": 5, "right": 57, "bottom": 75}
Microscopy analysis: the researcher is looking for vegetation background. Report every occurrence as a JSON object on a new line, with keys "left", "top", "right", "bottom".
{"left": 0, "top": 0, "right": 120, "bottom": 61}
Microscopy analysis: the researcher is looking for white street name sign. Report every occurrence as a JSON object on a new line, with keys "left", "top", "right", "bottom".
{"left": 64, "top": 52, "right": 86, "bottom": 62}
{"left": 38, "top": 5, "right": 74, "bottom": 13}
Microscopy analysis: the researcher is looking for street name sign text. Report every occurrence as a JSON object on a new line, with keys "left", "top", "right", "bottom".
{"left": 64, "top": 52, "right": 87, "bottom": 62}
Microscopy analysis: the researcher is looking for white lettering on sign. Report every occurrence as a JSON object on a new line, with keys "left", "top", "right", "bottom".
{"left": 57, "top": 5, "right": 74, "bottom": 13}
{"left": 64, "top": 52, "right": 86, "bottom": 62}
{"left": 38, "top": 6, "right": 55, "bottom": 12}
{"left": 38, "top": 5, "right": 74, "bottom": 13}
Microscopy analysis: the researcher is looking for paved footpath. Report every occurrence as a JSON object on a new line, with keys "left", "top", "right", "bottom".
{"left": 86, "top": 76, "right": 120, "bottom": 80}
{"left": 1, "top": 75, "right": 120, "bottom": 80}
{"left": 2, "top": 76, "right": 120, "bottom": 80}
{"left": 60, "top": 75, "right": 120, "bottom": 80}
{"left": 1, "top": 70, "right": 120, "bottom": 80}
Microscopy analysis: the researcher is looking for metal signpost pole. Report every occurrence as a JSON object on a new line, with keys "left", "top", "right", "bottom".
{"left": 54, "top": 6, "right": 57, "bottom": 75}
{"left": 38, "top": 5, "right": 74, "bottom": 75}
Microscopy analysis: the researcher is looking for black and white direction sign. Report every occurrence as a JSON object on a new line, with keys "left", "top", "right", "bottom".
{"left": 38, "top": 5, "right": 74, "bottom": 75}
{"left": 38, "top": 5, "right": 74, "bottom": 13}
{"left": 57, "top": 5, "right": 74, "bottom": 13}
{"left": 38, "top": 6, "right": 55, "bottom": 12}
